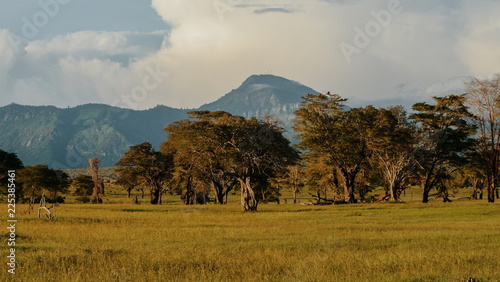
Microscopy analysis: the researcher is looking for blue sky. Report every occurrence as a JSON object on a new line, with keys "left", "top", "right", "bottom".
{"left": 0, "top": 0, "right": 499, "bottom": 109}
{"left": 0, "top": 0, "right": 170, "bottom": 38}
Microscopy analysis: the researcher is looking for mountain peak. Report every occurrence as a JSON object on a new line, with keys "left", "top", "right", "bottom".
{"left": 0, "top": 74, "right": 318, "bottom": 168}
{"left": 200, "top": 74, "right": 317, "bottom": 112}
{"left": 240, "top": 74, "right": 303, "bottom": 90}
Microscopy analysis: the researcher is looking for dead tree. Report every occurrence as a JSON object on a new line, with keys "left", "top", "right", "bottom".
{"left": 89, "top": 158, "right": 104, "bottom": 203}
{"left": 38, "top": 191, "right": 58, "bottom": 220}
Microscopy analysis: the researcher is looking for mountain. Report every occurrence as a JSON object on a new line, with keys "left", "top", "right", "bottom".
{"left": 200, "top": 74, "right": 316, "bottom": 115}
{"left": 0, "top": 104, "right": 186, "bottom": 168}
{"left": 199, "top": 74, "right": 317, "bottom": 139}
{"left": 0, "top": 74, "right": 317, "bottom": 168}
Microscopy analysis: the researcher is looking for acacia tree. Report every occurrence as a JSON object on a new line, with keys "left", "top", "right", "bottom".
{"left": 18, "top": 165, "right": 70, "bottom": 211}
{"left": 72, "top": 174, "right": 94, "bottom": 196}
{"left": 462, "top": 153, "right": 486, "bottom": 200}
{"left": 0, "top": 150, "right": 24, "bottom": 196}
{"left": 366, "top": 106, "right": 416, "bottom": 201}
{"left": 163, "top": 111, "right": 299, "bottom": 211}
{"left": 304, "top": 156, "right": 341, "bottom": 203}
{"left": 89, "top": 158, "right": 104, "bottom": 203}
{"left": 465, "top": 74, "right": 500, "bottom": 202}
{"left": 411, "top": 95, "right": 475, "bottom": 203}
{"left": 227, "top": 117, "right": 300, "bottom": 211}
{"left": 276, "top": 164, "right": 305, "bottom": 204}
{"left": 294, "top": 93, "right": 377, "bottom": 203}
{"left": 115, "top": 142, "right": 173, "bottom": 204}
{"left": 162, "top": 112, "right": 236, "bottom": 205}
{"left": 114, "top": 169, "right": 138, "bottom": 198}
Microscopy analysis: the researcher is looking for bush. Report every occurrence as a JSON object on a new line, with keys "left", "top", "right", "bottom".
{"left": 75, "top": 196, "right": 90, "bottom": 203}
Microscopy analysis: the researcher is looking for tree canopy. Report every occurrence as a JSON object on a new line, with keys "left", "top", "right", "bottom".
{"left": 17, "top": 165, "right": 70, "bottom": 204}
{"left": 115, "top": 142, "right": 173, "bottom": 204}
{"left": 411, "top": 95, "right": 476, "bottom": 203}
{"left": 0, "top": 150, "right": 24, "bottom": 195}
{"left": 162, "top": 111, "right": 300, "bottom": 211}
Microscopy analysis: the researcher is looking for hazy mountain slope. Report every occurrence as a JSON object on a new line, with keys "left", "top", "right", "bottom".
{"left": 0, "top": 104, "right": 186, "bottom": 168}
{"left": 0, "top": 74, "right": 319, "bottom": 168}
{"left": 200, "top": 74, "right": 318, "bottom": 139}
{"left": 200, "top": 74, "right": 316, "bottom": 116}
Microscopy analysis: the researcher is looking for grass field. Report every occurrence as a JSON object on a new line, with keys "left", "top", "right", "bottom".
{"left": 2, "top": 194, "right": 500, "bottom": 282}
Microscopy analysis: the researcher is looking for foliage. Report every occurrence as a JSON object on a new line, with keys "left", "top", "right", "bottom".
{"left": 115, "top": 142, "right": 173, "bottom": 204}
{"left": 7, "top": 202, "right": 500, "bottom": 281}
{"left": 163, "top": 111, "right": 300, "bottom": 211}
{"left": 274, "top": 164, "right": 306, "bottom": 204}
{"left": 72, "top": 174, "right": 94, "bottom": 196}
{"left": 465, "top": 74, "right": 500, "bottom": 202}
{"left": 365, "top": 106, "right": 417, "bottom": 201}
{"left": 114, "top": 167, "right": 140, "bottom": 198}
{"left": 0, "top": 149, "right": 24, "bottom": 195}
{"left": 411, "top": 95, "right": 476, "bottom": 203}
{"left": 88, "top": 158, "right": 104, "bottom": 203}
{"left": 294, "top": 93, "right": 382, "bottom": 203}
{"left": 162, "top": 111, "right": 236, "bottom": 205}
{"left": 17, "top": 165, "right": 70, "bottom": 203}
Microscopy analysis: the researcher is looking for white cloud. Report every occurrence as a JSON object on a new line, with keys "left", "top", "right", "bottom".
{"left": 0, "top": 0, "right": 499, "bottom": 109}
{"left": 0, "top": 29, "right": 171, "bottom": 108}
{"left": 456, "top": 0, "right": 500, "bottom": 77}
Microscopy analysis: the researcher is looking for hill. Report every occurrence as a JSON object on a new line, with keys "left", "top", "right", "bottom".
{"left": 0, "top": 74, "right": 317, "bottom": 168}
{"left": 200, "top": 74, "right": 317, "bottom": 139}
{"left": 0, "top": 103, "right": 186, "bottom": 168}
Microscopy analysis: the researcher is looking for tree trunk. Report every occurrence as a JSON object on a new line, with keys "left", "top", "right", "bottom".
{"left": 487, "top": 170, "right": 496, "bottom": 203}
{"left": 470, "top": 178, "right": 478, "bottom": 200}
{"left": 341, "top": 169, "right": 358, "bottom": 203}
{"left": 150, "top": 186, "right": 161, "bottom": 205}
{"left": 293, "top": 188, "right": 297, "bottom": 204}
{"left": 127, "top": 187, "right": 132, "bottom": 198}
{"left": 486, "top": 151, "right": 498, "bottom": 203}
{"left": 239, "top": 176, "right": 258, "bottom": 212}
{"left": 488, "top": 173, "right": 496, "bottom": 203}
{"left": 388, "top": 182, "right": 396, "bottom": 201}
{"left": 185, "top": 176, "right": 195, "bottom": 205}
{"left": 422, "top": 187, "right": 431, "bottom": 203}
{"left": 421, "top": 170, "right": 435, "bottom": 203}
{"left": 211, "top": 180, "right": 225, "bottom": 205}
{"left": 392, "top": 180, "right": 401, "bottom": 202}
{"left": 488, "top": 181, "right": 495, "bottom": 203}
{"left": 210, "top": 173, "right": 228, "bottom": 205}
{"left": 89, "top": 158, "right": 103, "bottom": 204}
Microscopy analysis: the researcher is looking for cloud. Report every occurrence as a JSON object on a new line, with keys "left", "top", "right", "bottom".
{"left": 0, "top": 0, "right": 499, "bottom": 110}
{"left": 147, "top": 0, "right": 500, "bottom": 107}
{"left": 26, "top": 30, "right": 168, "bottom": 66}
{"left": 0, "top": 29, "right": 171, "bottom": 108}
{"left": 456, "top": 1, "right": 500, "bottom": 77}
{"left": 253, "top": 8, "right": 296, "bottom": 14}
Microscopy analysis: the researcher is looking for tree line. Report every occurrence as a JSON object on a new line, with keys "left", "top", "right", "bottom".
{"left": 0, "top": 155, "right": 106, "bottom": 210}
{"left": 1, "top": 75, "right": 499, "bottom": 211}
{"left": 112, "top": 75, "right": 500, "bottom": 210}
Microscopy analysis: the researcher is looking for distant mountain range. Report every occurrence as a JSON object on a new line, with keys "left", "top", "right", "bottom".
{"left": 0, "top": 74, "right": 317, "bottom": 168}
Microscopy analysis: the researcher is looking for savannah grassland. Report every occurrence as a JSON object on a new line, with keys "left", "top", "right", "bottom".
{"left": 2, "top": 186, "right": 500, "bottom": 282}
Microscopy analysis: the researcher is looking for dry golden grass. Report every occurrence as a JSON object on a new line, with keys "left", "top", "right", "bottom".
{"left": 1, "top": 199, "right": 499, "bottom": 281}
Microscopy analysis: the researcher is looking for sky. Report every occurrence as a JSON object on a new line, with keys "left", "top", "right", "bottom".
{"left": 0, "top": 0, "right": 499, "bottom": 110}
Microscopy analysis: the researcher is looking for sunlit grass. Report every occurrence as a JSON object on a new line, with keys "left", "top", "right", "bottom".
{"left": 1, "top": 201, "right": 499, "bottom": 281}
